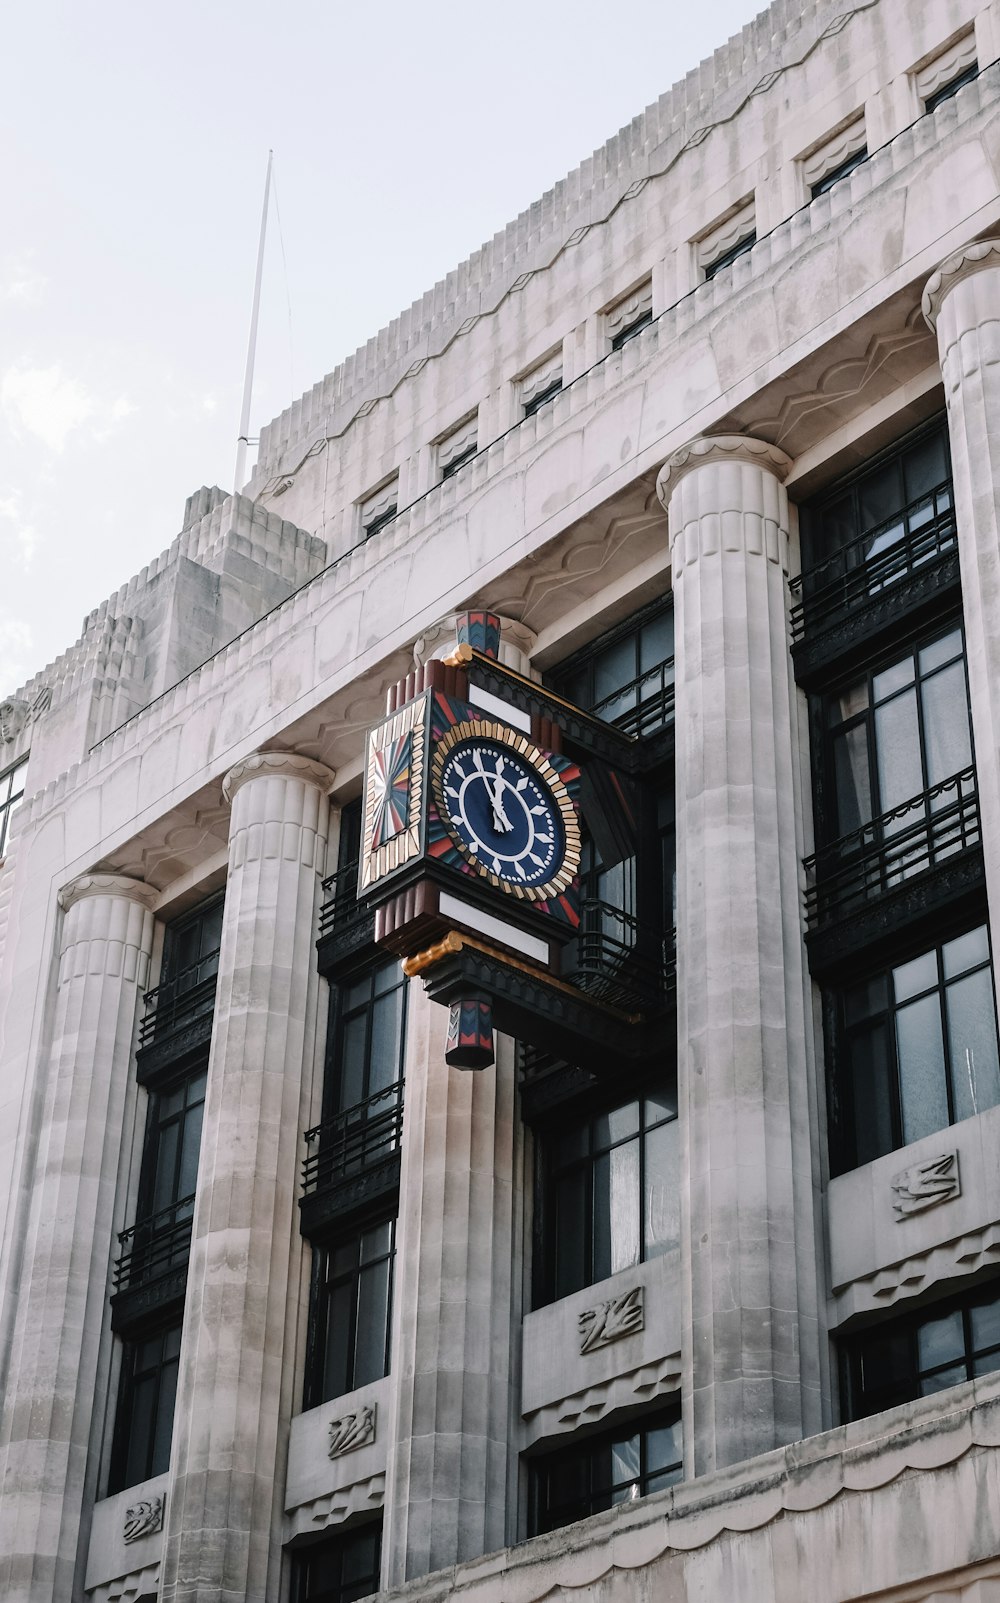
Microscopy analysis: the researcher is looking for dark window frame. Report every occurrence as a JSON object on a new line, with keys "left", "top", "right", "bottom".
{"left": 523, "top": 378, "right": 563, "bottom": 418}
{"left": 810, "top": 144, "right": 868, "bottom": 198}
{"left": 841, "top": 1277, "right": 1000, "bottom": 1422}
{"left": 306, "top": 1215, "right": 397, "bottom": 1408}
{"left": 441, "top": 440, "right": 478, "bottom": 480}
{"left": 0, "top": 755, "right": 27, "bottom": 858}
{"left": 925, "top": 61, "right": 979, "bottom": 112}
{"left": 363, "top": 503, "right": 398, "bottom": 540}
{"left": 528, "top": 1405, "right": 683, "bottom": 1534}
{"left": 610, "top": 309, "right": 653, "bottom": 351}
{"left": 291, "top": 1521, "right": 383, "bottom": 1603}
{"left": 547, "top": 593, "right": 675, "bottom": 742}
{"left": 108, "top": 1319, "right": 182, "bottom": 1494}
{"left": 703, "top": 230, "right": 756, "bottom": 280}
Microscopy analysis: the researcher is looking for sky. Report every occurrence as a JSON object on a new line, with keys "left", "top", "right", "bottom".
{"left": 1, "top": 0, "right": 758, "bottom": 697}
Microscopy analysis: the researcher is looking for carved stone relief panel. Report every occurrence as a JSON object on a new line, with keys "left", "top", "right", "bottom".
{"left": 123, "top": 1493, "right": 164, "bottom": 1544}
{"left": 578, "top": 1286, "right": 644, "bottom": 1354}
{"left": 328, "top": 1402, "right": 377, "bottom": 1459}
{"left": 891, "top": 1151, "right": 961, "bottom": 1218}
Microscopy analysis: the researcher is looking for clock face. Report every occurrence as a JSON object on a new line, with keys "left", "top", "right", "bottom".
{"left": 439, "top": 738, "right": 563, "bottom": 887}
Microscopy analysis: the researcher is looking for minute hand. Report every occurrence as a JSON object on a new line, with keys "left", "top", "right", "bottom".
{"left": 487, "top": 776, "right": 513, "bottom": 833}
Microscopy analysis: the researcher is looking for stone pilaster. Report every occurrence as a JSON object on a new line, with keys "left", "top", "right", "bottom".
{"left": 923, "top": 239, "right": 1000, "bottom": 954}
{"left": 382, "top": 985, "right": 517, "bottom": 1585}
{"left": 0, "top": 874, "right": 157, "bottom": 1602}
{"left": 159, "top": 752, "right": 334, "bottom": 1603}
{"left": 656, "top": 435, "right": 823, "bottom": 1475}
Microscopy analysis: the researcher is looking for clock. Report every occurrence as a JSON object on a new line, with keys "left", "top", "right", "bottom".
{"left": 429, "top": 718, "right": 580, "bottom": 904}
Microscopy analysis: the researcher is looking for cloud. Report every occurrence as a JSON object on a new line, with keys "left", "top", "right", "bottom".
{"left": 1, "top": 364, "right": 96, "bottom": 451}
{"left": 0, "top": 494, "right": 37, "bottom": 571}
{"left": 0, "top": 617, "right": 34, "bottom": 699}
{"left": 0, "top": 255, "right": 47, "bottom": 305}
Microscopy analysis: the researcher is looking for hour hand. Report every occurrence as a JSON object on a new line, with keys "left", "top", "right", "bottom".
{"left": 488, "top": 777, "right": 513, "bottom": 833}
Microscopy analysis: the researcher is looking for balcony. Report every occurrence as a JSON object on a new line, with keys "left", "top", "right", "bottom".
{"left": 592, "top": 658, "right": 676, "bottom": 747}
{"left": 317, "top": 858, "right": 375, "bottom": 974}
{"left": 299, "top": 1081, "right": 403, "bottom": 1236}
{"left": 789, "top": 483, "right": 959, "bottom": 683}
{"left": 804, "top": 768, "right": 984, "bottom": 969}
{"left": 110, "top": 1194, "right": 194, "bottom": 1330}
{"left": 137, "top": 950, "right": 220, "bottom": 1078}
{"left": 562, "top": 899, "right": 676, "bottom": 1015}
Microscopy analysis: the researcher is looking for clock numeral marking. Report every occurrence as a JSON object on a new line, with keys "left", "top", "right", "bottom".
{"left": 528, "top": 853, "right": 544, "bottom": 869}
{"left": 472, "top": 748, "right": 485, "bottom": 773}
{"left": 514, "top": 860, "right": 526, "bottom": 880}
{"left": 516, "top": 776, "right": 529, "bottom": 791}
{"left": 491, "top": 855, "right": 502, "bottom": 874}
{"left": 446, "top": 785, "right": 460, "bottom": 801}
{"left": 530, "top": 805, "right": 547, "bottom": 817}
{"left": 537, "top": 833, "right": 553, "bottom": 845}
{"left": 450, "top": 815, "right": 464, "bottom": 829}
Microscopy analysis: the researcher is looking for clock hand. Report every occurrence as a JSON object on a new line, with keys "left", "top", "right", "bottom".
{"left": 487, "top": 775, "right": 513, "bottom": 833}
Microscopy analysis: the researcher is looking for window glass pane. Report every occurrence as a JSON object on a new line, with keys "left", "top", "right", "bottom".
{"left": 896, "top": 994, "right": 949, "bottom": 1145}
{"left": 973, "top": 1349, "right": 1000, "bottom": 1378}
{"left": 848, "top": 1021, "right": 895, "bottom": 1166}
{"left": 920, "top": 661, "right": 972, "bottom": 786}
{"left": 943, "top": 926, "right": 990, "bottom": 979}
{"left": 859, "top": 1326, "right": 912, "bottom": 1398}
{"left": 970, "top": 1293, "right": 1000, "bottom": 1354}
{"left": 920, "top": 1362, "right": 966, "bottom": 1394}
{"left": 829, "top": 679, "right": 869, "bottom": 725}
{"left": 354, "top": 1259, "right": 391, "bottom": 1387}
{"left": 644, "top": 1118, "right": 680, "bottom": 1259}
{"left": 125, "top": 1373, "right": 157, "bottom": 1487}
{"left": 338, "top": 1014, "right": 368, "bottom": 1109}
{"left": 555, "top": 1125, "right": 589, "bottom": 1165}
{"left": 892, "top": 950, "right": 937, "bottom": 1003}
{"left": 639, "top": 610, "right": 674, "bottom": 673}
{"left": 645, "top": 1090, "right": 678, "bottom": 1125}
{"left": 151, "top": 1355, "right": 179, "bottom": 1475}
{"left": 369, "top": 988, "right": 404, "bottom": 1094}
{"left": 918, "top": 628, "right": 963, "bottom": 675}
{"left": 872, "top": 656, "right": 915, "bottom": 702}
{"left": 593, "top": 637, "right": 636, "bottom": 701}
{"left": 647, "top": 1416, "right": 684, "bottom": 1475}
{"left": 610, "top": 1433, "right": 641, "bottom": 1499}
{"left": 904, "top": 432, "right": 948, "bottom": 501}
{"left": 874, "top": 690, "right": 922, "bottom": 812}
{"left": 845, "top": 974, "right": 888, "bottom": 1024}
{"left": 917, "top": 1309, "right": 964, "bottom": 1371}
{"left": 151, "top": 1124, "right": 180, "bottom": 1213}
{"left": 946, "top": 967, "right": 1000, "bottom": 1123}
{"left": 858, "top": 460, "right": 902, "bottom": 532}
{"left": 554, "top": 1168, "right": 588, "bottom": 1297}
{"left": 323, "top": 1281, "right": 353, "bottom": 1401}
{"left": 345, "top": 975, "right": 372, "bottom": 1011}
{"left": 592, "top": 1101, "right": 640, "bottom": 1150}
{"left": 607, "top": 1142, "right": 641, "bottom": 1277}
{"left": 360, "top": 1221, "right": 393, "bottom": 1265}
{"left": 176, "top": 1100, "right": 204, "bottom": 1199}
{"left": 832, "top": 725, "right": 872, "bottom": 834}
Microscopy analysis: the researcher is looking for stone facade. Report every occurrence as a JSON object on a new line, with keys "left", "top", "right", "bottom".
{"left": 4, "top": 1, "right": 1000, "bottom": 1599}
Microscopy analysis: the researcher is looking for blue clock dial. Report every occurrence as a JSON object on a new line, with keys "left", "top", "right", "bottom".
{"left": 439, "top": 739, "right": 563, "bottom": 887}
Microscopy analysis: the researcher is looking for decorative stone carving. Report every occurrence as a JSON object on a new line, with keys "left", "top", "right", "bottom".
{"left": 221, "top": 749, "right": 337, "bottom": 805}
{"left": 656, "top": 433, "right": 793, "bottom": 508}
{"left": 922, "top": 237, "right": 1000, "bottom": 329}
{"left": 328, "top": 1403, "right": 377, "bottom": 1459}
{"left": 123, "top": 1493, "right": 164, "bottom": 1544}
{"left": 0, "top": 686, "right": 49, "bottom": 743}
{"left": 57, "top": 873, "right": 159, "bottom": 914}
{"left": 891, "top": 1152, "right": 961, "bottom": 1218}
{"left": 578, "top": 1286, "right": 644, "bottom": 1354}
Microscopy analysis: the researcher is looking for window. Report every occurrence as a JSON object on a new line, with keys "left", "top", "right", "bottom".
{"left": 116, "top": 1066, "right": 207, "bottom": 1291}
{"left": 841, "top": 1280, "right": 1000, "bottom": 1422}
{"left": 823, "top": 625, "right": 973, "bottom": 842}
{"left": 292, "top": 1523, "right": 382, "bottom": 1603}
{"left": 327, "top": 955, "right": 407, "bottom": 1120}
{"left": 529, "top": 1407, "right": 682, "bottom": 1534}
{"left": 309, "top": 1218, "right": 396, "bottom": 1406}
{"left": 804, "top": 118, "right": 868, "bottom": 199}
{"left": 539, "top": 1089, "right": 679, "bottom": 1304}
{"left": 810, "top": 146, "right": 867, "bottom": 197}
{"left": 548, "top": 597, "right": 674, "bottom": 739}
{"left": 0, "top": 756, "right": 26, "bottom": 858}
{"left": 360, "top": 480, "right": 399, "bottom": 540}
{"left": 438, "top": 416, "right": 479, "bottom": 480}
{"left": 831, "top": 922, "right": 1000, "bottom": 1171}
{"left": 805, "top": 418, "right": 952, "bottom": 578}
{"left": 703, "top": 231, "right": 756, "bottom": 280}
{"left": 925, "top": 62, "right": 978, "bottom": 111}
{"left": 606, "top": 281, "right": 653, "bottom": 351}
{"left": 521, "top": 354, "right": 563, "bottom": 419}
{"left": 145, "top": 894, "right": 225, "bottom": 1044}
{"left": 109, "top": 1320, "right": 182, "bottom": 1492}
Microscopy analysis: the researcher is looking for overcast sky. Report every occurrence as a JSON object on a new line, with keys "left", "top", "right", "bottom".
{"left": 1, "top": 0, "right": 757, "bottom": 697}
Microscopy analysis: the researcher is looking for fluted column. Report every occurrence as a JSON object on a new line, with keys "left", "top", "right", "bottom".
{"left": 924, "top": 239, "right": 1000, "bottom": 950}
{"left": 0, "top": 874, "right": 156, "bottom": 1602}
{"left": 159, "top": 752, "right": 334, "bottom": 1603}
{"left": 657, "top": 436, "right": 823, "bottom": 1476}
{"left": 382, "top": 984, "right": 517, "bottom": 1585}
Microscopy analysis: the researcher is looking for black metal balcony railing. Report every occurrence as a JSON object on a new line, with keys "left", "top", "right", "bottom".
{"left": 804, "top": 767, "right": 980, "bottom": 928}
{"left": 138, "top": 949, "right": 221, "bottom": 1049}
{"left": 562, "top": 900, "right": 676, "bottom": 1014}
{"left": 789, "top": 482, "right": 957, "bottom": 645}
{"left": 113, "top": 1193, "right": 195, "bottom": 1292}
{"left": 318, "top": 858, "right": 373, "bottom": 944}
{"left": 302, "top": 1080, "right": 404, "bottom": 1198}
{"left": 591, "top": 659, "right": 675, "bottom": 740}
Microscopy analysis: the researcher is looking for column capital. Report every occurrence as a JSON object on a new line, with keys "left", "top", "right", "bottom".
{"left": 656, "top": 433, "right": 793, "bottom": 509}
{"left": 412, "top": 612, "right": 537, "bottom": 674}
{"left": 221, "top": 750, "right": 337, "bottom": 806}
{"left": 922, "top": 238, "right": 1000, "bottom": 329}
{"left": 58, "top": 872, "right": 158, "bottom": 914}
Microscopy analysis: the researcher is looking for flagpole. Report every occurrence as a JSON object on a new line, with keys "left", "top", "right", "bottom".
{"left": 234, "top": 149, "right": 273, "bottom": 495}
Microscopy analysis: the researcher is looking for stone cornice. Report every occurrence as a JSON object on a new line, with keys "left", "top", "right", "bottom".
{"left": 58, "top": 874, "right": 158, "bottom": 914}
{"left": 656, "top": 434, "right": 793, "bottom": 508}
{"left": 221, "top": 751, "right": 337, "bottom": 806}
{"left": 922, "top": 238, "right": 1000, "bottom": 330}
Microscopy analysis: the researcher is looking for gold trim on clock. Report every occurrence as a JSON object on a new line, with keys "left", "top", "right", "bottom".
{"left": 429, "top": 718, "right": 581, "bottom": 902}
{"left": 360, "top": 695, "right": 427, "bottom": 890}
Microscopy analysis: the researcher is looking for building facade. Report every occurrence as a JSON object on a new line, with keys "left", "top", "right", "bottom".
{"left": 4, "top": 0, "right": 1000, "bottom": 1597}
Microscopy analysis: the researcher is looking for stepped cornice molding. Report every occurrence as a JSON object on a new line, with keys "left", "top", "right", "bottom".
{"left": 922, "top": 238, "right": 1000, "bottom": 329}
{"left": 221, "top": 751, "right": 337, "bottom": 805}
{"left": 656, "top": 434, "right": 793, "bottom": 507}
{"left": 58, "top": 873, "right": 158, "bottom": 914}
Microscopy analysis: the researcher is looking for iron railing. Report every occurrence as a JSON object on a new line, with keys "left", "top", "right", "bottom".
{"left": 804, "top": 767, "right": 979, "bottom": 928}
{"left": 591, "top": 659, "right": 675, "bottom": 740}
{"left": 319, "top": 858, "right": 372, "bottom": 944}
{"left": 789, "top": 482, "right": 956, "bottom": 644}
{"left": 138, "top": 950, "right": 221, "bottom": 1049}
{"left": 114, "top": 1193, "right": 195, "bottom": 1291}
{"left": 302, "top": 1080, "right": 404, "bottom": 1198}
{"left": 561, "top": 900, "right": 676, "bottom": 1013}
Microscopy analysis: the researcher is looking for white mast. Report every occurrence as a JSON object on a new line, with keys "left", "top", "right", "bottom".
{"left": 234, "top": 149, "right": 273, "bottom": 495}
